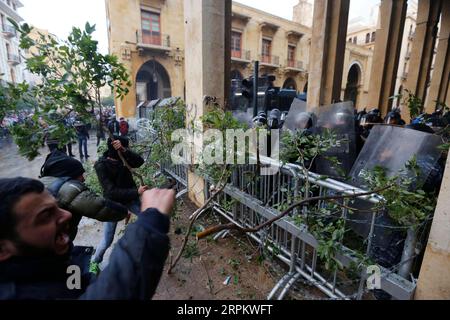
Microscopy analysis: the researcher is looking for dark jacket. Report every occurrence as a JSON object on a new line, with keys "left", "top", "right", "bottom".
{"left": 0, "top": 209, "right": 170, "bottom": 300}
{"left": 75, "top": 124, "right": 90, "bottom": 139}
{"left": 40, "top": 176, "right": 128, "bottom": 240}
{"left": 94, "top": 150, "right": 144, "bottom": 205}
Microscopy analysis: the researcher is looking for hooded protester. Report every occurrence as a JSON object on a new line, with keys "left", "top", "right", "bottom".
{"left": 92, "top": 136, "right": 147, "bottom": 264}
{"left": 39, "top": 150, "right": 129, "bottom": 240}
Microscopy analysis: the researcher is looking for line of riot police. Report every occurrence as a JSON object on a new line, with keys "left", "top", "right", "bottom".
{"left": 230, "top": 76, "right": 448, "bottom": 298}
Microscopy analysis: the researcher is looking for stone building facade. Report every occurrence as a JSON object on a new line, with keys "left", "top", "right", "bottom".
{"left": 0, "top": 0, "right": 26, "bottom": 85}
{"left": 346, "top": 1, "right": 419, "bottom": 109}
{"left": 105, "top": 0, "right": 419, "bottom": 118}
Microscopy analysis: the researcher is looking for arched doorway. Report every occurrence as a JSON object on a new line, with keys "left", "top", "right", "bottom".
{"left": 283, "top": 77, "right": 297, "bottom": 90}
{"left": 136, "top": 59, "right": 171, "bottom": 104}
{"left": 303, "top": 82, "right": 308, "bottom": 94}
{"left": 344, "top": 63, "right": 362, "bottom": 108}
{"left": 231, "top": 69, "right": 243, "bottom": 81}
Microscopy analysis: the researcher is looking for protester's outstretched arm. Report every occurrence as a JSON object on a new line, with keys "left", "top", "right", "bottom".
{"left": 59, "top": 181, "right": 128, "bottom": 222}
{"left": 80, "top": 189, "right": 175, "bottom": 300}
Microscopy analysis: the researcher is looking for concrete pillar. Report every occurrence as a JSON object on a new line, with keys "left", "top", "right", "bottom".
{"left": 307, "top": 0, "right": 350, "bottom": 110}
{"left": 446, "top": 82, "right": 450, "bottom": 107}
{"left": 415, "top": 155, "right": 450, "bottom": 299}
{"left": 184, "top": 0, "right": 231, "bottom": 206}
{"left": 425, "top": 1, "right": 450, "bottom": 113}
{"left": 404, "top": 0, "right": 442, "bottom": 119}
{"left": 367, "top": 0, "right": 407, "bottom": 116}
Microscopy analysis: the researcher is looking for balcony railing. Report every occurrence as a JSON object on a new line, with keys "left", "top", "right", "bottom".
{"left": 137, "top": 30, "right": 171, "bottom": 51}
{"left": 231, "top": 49, "right": 251, "bottom": 62}
{"left": 7, "top": 53, "right": 20, "bottom": 65}
{"left": 286, "top": 59, "right": 304, "bottom": 71}
{"left": 2, "top": 24, "right": 16, "bottom": 38}
{"left": 259, "top": 54, "right": 279, "bottom": 67}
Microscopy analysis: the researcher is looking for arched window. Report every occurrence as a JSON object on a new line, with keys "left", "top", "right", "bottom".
{"left": 371, "top": 32, "right": 376, "bottom": 42}
{"left": 344, "top": 63, "right": 362, "bottom": 108}
{"left": 366, "top": 33, "right": 370, "bottom": 44}
{"left": 230, "top": 70, "right": 243, "bottom": 81}
{"left": 283, "top": 78, "right": 297, "bottom": 91}
{"left": 353, "top": 37, "right": 357, "bottom": 44}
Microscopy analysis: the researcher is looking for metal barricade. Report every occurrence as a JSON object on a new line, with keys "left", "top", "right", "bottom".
{"left": 135, "top": 116, "right": 416, "bottom": 300}
{"left": 201, "top": 157, "right": 416, "bottom": 300}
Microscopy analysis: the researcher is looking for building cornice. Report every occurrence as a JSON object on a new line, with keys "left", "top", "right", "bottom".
{"left": 232, "top": 1, "right": 311, "bottom": 34}
{"left": 0, "top": 1, "right": 23, "bottom": 22}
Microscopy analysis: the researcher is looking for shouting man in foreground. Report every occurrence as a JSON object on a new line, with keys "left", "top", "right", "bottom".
{"left": 0, "top": 177, "right": 175, "bottom": 300}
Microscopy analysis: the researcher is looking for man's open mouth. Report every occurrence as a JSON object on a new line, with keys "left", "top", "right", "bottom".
{"left": 55, "top": 224, "right": 71, "bottom": 250}
{"left": 56, "top": 232, "right": 70, "bottom": 248}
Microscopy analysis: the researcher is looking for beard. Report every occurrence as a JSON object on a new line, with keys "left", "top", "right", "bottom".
{"left": 12, "top": 235, "right": 63, "bottom": 258}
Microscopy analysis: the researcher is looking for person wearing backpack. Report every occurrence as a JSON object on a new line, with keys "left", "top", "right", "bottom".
{"left": 39, "top": 150, "right": 129, "bottom": 241}
{"left": 119, "top": 117, "right": 129, "bottom": 137}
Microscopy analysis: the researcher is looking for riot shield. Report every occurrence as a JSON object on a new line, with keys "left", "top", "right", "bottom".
{"left": 347, "top": 125, "right": 444, "bottom": 271}
{"left": 349, "top": 125, "right": 443, "bottom": 188}
{"left": 158, "top": 97, "right": 180, "bottom": 107}
{"left": 312, "top": 101, "right": 357, "bottom": 179}
{"left": 231, "top": 91, "right": 254, "bottom": 127}
{"left": 283, "top": 98, "right": 310, "bottom": 131}
{"left": 138, "top": 99, "right": 160, "bottom": 119}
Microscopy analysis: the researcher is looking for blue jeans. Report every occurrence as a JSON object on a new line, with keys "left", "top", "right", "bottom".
{"left": 92, "top": 201, "right": 141, "bottom": 264}
{"left": 78, "top": 136, "right": 88, "bottom": 158}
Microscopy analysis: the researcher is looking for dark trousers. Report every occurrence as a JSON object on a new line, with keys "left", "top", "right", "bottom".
{"left": 78, "top": 136, "right": 88, "bottom": 158}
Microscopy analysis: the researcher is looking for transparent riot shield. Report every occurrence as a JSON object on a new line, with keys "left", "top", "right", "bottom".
{"left": 347, "top": 125, "right": 444, "bottom": 271}
{"left": 231, "top": 91, "right": 254, "bottom": 127}
{"left": 349, "top": 125, "right": 443, "bottom": 188}
{"left": 158, "top": 97, "right": 180, "bottom": 108}
{"left": 138, "top": 99, "right": 160, "bottom": 119}
{"left": 283, "top": 98, "right": 310, "bottom": 131}
{"left": 312, "top": 101, "right": 357, "bottom": 179}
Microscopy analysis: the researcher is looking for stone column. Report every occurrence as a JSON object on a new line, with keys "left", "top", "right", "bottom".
{"left": 307, "top": 0, "right": 350, "bottom": 110}
{"left": 184, "top": 0, "right": 231, "bottom": 206}
{"left": 415, "top": 155, "right": 450, "bottom": 299}
{"left": 367, "top": 0, "right": 407, "bottom": 116}
{"left": 425, "top": 1, "right": 449, "bottom": 113}
{"left": 404, "top": 0, "right": 442, "bottom": 119}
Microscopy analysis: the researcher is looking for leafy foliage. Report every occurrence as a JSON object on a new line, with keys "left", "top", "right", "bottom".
{"left": 198, "top": 108, "right": 248, "bottom": 184}
{"left": 280, "top": 128, "right": 345, "bottom": 176}
{"left": 390, "top": 89, "right": 423, "bottom": 120}
{"left": 83, "top": 161, "right": 103, "bottom": 197}
{"left": 134, "top": 100, "right": 186, "bottom": 188}
{"left": 362, "top": 158, "right": 437, "bottom": 228}
{"left": 5, "top": 20, "right": 131, "bottom": 160}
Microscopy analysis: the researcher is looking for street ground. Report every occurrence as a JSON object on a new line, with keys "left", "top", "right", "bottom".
{"left": 0, "top": 134, "right": 325, "bottom": 300}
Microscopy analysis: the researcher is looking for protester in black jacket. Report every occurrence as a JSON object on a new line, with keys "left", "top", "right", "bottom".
{"left": 92, "top": 136, "right": 148, "bottom": 264}
{"left": 0, "top": 177, "right": 174, "bottom": 300}
{"left": 39, "top": 150, "right": 129, "bottom": 240}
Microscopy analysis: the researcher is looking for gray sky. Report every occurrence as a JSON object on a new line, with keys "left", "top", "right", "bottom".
{"left": 19, "top": 0, "right": 380, "bottom": 55}
{"left": 19, "top": 0, "right": 109, "bottom": 53}
{"left": 234, "top": 0, "right": 380, "bottom": 20}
